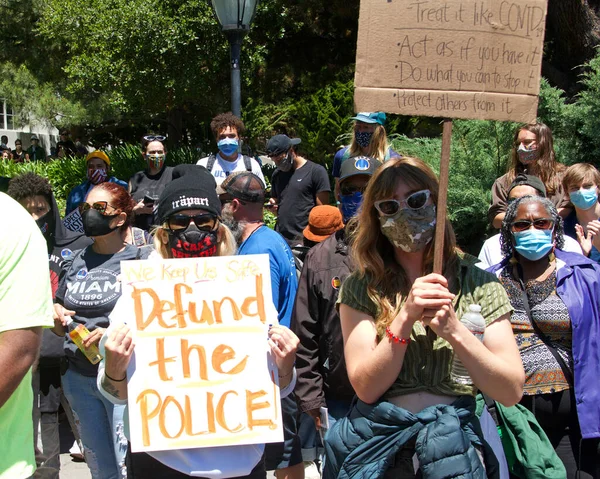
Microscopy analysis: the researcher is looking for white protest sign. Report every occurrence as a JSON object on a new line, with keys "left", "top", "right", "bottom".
{"left": 63, "top": 208, "right": 84, "bottom": 233}
{"left": 119, "top": 254, "right": 283, "bottom": 453}
{"left": 354, "top": 0, "right": 548, "bottom": 122}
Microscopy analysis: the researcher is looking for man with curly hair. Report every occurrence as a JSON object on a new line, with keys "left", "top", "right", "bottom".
{"left": 197, "top": 112, "right": 265, "bottom": 186}
{"left": 8, "top": 173, "right": 91, "bottom": 478}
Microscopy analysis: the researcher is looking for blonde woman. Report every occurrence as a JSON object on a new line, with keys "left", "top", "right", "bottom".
{"left": 332, "top": 112, "right": 400, "bottom": 198}
{"left": 98, "top": 165, "right": 299, "bottom": 478}
{"left": 489, "top": 122, "right": 568, "bottom": 229}
{"left": 324, "top": 157, "right": 524, "bottom": 478}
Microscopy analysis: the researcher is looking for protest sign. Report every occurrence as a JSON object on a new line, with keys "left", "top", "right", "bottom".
{"left": 354, "top": 0, "right": 548, "bottom": 123}
{"left": 118, "top": 254, "right": 283, "bottom": 453}
{"left": 63, "top": 208, "right": 84, "bottom": 233}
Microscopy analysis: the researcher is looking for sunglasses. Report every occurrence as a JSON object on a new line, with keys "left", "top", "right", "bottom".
{"left": 511, "top": 218, "right": 555, "bottom": 232}
{"left": 374, "top": 189, "right": 431, "bottom": 216}
{"left": 144, "top": 135, "right": 166, "bottom": 142}
{"left": 340, "top": 184, "right": 367, "bottom": 196}
{"left": 167, "top": 214, "right": 218, "bottom": 232}
{"left": 78, "top": 201, "right": 117, "bottom": 216}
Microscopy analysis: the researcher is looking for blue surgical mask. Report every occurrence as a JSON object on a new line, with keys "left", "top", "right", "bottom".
{"left": 217, "top": 138, "right": 239, "bottom": 157}
{"left": 339, "top": 191, "right": 363, "bottom": 222}
{"left": 513, "top": 229, "right": 554, "bottom": 261}
{"left": 570, "top": 187, "right": 598, "bottom": 210}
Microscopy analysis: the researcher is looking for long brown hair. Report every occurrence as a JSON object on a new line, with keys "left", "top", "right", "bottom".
{"left": 350, "top": 157, "right": 458, "bottom": 335}
{"left": 506, "top": 122, "right": 564, "bottom": 196}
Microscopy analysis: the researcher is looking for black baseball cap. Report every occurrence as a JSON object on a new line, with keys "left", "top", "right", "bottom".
{"left": 265, "top": 134, "right": 301, "bottom": 156}
{"left": 508, "top": 174, "right": 546, "bottom": 197}
{"left": 339, "top": 156, "right": 382, "bottom": 182}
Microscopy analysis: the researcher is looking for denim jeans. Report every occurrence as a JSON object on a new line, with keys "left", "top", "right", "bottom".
{"left": 62, "top": 368, "right": 127, "bottom": 479}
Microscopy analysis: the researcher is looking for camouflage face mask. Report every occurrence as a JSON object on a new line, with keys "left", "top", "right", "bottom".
{"left": 379, "top": 203, "right": 437, "bottom": 252}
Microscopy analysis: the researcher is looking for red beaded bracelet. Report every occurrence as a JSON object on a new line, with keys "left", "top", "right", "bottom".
{"left": 385, "top": 326, "right": 411, "bottom": 345}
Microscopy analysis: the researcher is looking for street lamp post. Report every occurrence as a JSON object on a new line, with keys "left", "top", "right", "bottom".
{"left": 211, "top": 0, "right": 259, "bottom": 118}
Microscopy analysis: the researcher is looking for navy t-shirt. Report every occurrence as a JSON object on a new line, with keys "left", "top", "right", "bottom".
{"left": 331, "top": 146, "right": 400, "bottom": 178}
{"left": 237, "top": 226, "right": 298, "bottom": 328}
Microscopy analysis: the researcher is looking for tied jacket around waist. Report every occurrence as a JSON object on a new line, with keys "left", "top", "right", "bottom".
{"left": 323, "top": 396, "right": 499, "bottom": 479}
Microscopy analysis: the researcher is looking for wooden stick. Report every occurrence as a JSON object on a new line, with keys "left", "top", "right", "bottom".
{"left": 433, "top": 119, "right": 453, "bottom": 275}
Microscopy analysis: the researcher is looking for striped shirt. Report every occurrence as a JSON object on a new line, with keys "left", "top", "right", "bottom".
{"left": 338, "top": 253, "right": 513, "bottom": 399}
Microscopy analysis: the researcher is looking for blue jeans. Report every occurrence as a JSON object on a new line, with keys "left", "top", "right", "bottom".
{"left": 62, "top": 368, "right": 127, "bottom": 479}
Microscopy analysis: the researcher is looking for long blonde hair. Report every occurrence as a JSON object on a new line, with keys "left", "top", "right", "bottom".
{"left": 506, "top": 122, "right": 565, "bottom": 196}
{"left": 347, "top": 123, "right": 389, "bottom": 162}
{"left": 153, "top": 222, "right": 237, "bottom": 259}
{"left": 350, "top": 157, "right": 458, "bottom": 336}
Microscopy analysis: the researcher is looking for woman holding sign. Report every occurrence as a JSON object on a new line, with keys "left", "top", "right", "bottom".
{"left": 324, "top": 157, "right": 524, "bottom": 477}
{"left": 98, "top": 165, "right": 300, "bottom": 479}
{"left": 489, "top": 122, "right": 569, "bottom": 229}
{"left": 52, "top": 182, "right": 151, "bottom": 479}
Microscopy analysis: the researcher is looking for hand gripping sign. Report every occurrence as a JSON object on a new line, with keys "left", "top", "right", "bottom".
{"left": 118, "top": 254, "right": 283, "bottom": 452}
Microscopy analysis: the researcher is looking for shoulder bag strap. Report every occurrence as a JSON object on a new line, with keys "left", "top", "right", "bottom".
{"left": 515, "top": 264, "right": 574, "bottom": 386}
{"left": 206, "top": 154, "right": 216, "bottom": 172}
{"left": 242, "top": 155, "right": 252, "bottom": 172}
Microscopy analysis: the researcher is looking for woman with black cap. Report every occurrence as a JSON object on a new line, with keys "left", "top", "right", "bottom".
{"left": 97, "top": 165, "right": 300, "bottom": 478}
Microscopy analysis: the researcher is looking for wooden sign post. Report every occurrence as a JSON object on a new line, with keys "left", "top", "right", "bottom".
{"left": 117, "top": 254, "right": 284, "bottom": 453}
{"left": 354, "top": 0, "right": 548, "bottom": 272}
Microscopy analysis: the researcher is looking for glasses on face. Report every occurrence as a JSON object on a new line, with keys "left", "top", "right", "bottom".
{"left": 374, "top": 189, "right": 431, "bottom": 216}
{"left": 511, "top": 218, "right": 555, "bottom": 232}
{"left": 143, "top": 135, "right": 166, "bottom": 142}
{"left": 78, "top": 201, "right": 117, "bottom": 216}
{"left": 340, "top": 184, "right": 367, "bottom": 196}
{"left": 167, "top": 214, "right": 218, "bottom": 232}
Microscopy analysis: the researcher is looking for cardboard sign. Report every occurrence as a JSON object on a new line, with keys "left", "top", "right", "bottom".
{"left": 354, "top": 0, "right": 548, "bottom": 122}
{"left": 63, "top": 208, "right": 84, "bottom": 233}
{"left": 119, "top": 254, "right": 283, "bottom": 453}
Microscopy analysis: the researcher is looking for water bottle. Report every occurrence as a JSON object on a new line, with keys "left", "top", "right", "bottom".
{"left": 450, "top": 304, "right": 485, "bottom": 385}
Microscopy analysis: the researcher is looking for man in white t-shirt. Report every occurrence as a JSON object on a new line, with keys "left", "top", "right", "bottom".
{"left": 197, "top": 112, "right": 265, "bottom": 186}
{"left": 478, "top": 174, "right": 582, "bottom": 269}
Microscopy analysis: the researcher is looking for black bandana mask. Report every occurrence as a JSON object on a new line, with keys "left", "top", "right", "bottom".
{"left": 168, "top": 224, "right": 218, "bottom": 258}
{"left": 36, "top": 210, "right": 56, "bottom": 241}
{"left": 81, "top": 209, "right": 119, "bottom": 237}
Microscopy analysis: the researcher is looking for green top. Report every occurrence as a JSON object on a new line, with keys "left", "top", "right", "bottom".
{"left": 338, "top": 253, "right": 513, "bottom": 399}
{"left": 0, "top": 193, "right": 54, "bottom": 479}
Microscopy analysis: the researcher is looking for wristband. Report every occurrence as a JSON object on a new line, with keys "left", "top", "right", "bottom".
{"left": 105, "top": 371, "right": 127, "bottom": 382}
{"left": 385, "top": 326, "right": 411, "bottom": 345}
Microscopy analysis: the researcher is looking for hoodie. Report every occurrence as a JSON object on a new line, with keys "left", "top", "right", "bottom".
{"left": 39, "top": 192, "right": 93, "bottom": 367}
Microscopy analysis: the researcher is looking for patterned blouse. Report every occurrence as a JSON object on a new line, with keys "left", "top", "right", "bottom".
{"left": 499, "top": 267, "right": 572, "bottom": 395}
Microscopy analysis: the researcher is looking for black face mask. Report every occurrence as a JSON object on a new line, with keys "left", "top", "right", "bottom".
{"left": 168, "top": 224, "right": 218, "bottom": 258}
{"left": 81, "top": 209, "right": 119, "bottom": 237}
{"left": 36, "top": 210, "right": 56, "bottom": 241}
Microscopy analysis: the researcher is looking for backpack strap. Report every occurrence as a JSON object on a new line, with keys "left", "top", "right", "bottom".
{"left": 206, "top": 154, "right": 217, "bottom": 172}
{"left": 242, "top": 155, "right": 252, "bottom": 172}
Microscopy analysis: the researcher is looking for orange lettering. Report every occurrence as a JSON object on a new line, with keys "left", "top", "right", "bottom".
{"left": 159, "top": 396, "right": 185, "bottom": 439}
{"left": 213, "top": 297, "right": 242, "bottom": 324}
{"left": 212, "top": 344, "right": 248, "bottom": 375}
{"left": 216, "top": 390, "right": 243, "bottom": 432}
{"left": 148, "top": 338, "right": 176, "bottom": 381}
{"left": 241, "top": 274, "right": 266, "bottom": 323}
{"left": 246, "top": 389, "right": 275, "bottom": 430}
{"left": 174, "top": 283, "right": 193, "bottom": 328}
{"left": 181, "top": 339, "right": 208, "bottom": 380}
{"left": 136, "top": 389, "right": 162, "bottom": 446}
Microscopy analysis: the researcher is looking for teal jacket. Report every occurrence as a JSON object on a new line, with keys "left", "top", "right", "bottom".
{"left": 323, "top": 396, "right": 499, "bottom": 479}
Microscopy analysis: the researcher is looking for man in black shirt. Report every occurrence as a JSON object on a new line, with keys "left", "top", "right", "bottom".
{"left": 266, "top": 134, "right": 330, "bottom": 247}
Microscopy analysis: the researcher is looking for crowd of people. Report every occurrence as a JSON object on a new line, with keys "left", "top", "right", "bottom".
{"left": 1, "top": 112, "right": 599, "bottom": 479}
{"left": 0, "top": 130, "right": 87, "bottom": 163}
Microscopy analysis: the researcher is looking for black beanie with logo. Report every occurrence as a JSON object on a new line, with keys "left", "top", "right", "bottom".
{"left": 156, "top": 165, "right": 221, "bottom": 224}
